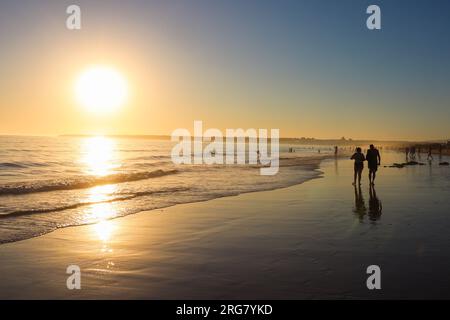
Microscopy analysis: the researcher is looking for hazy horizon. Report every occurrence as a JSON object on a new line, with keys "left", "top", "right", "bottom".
{"left": 0, "top": 132, "right": 448, "bottom": 143}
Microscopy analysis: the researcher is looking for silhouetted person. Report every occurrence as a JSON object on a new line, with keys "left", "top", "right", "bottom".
{"left": 427, "top": 146, "right": 433, "bottom": 161}
{"left": 353, "top": 185, "right": 366, "bottom": 222}
{"left": 334, "top": 146, "right": 338, "bottom": 156}
{"left": 351, "top": 147, "right": 365, "bottom": 185}
{"left": 410, "top": 146, "right": 416, "bottom": 160}
{"left": 368, "top": 185, "right": 382, "bottom": 221}
{"left": 366, "top": 144, "right": 381, "bottom": 185}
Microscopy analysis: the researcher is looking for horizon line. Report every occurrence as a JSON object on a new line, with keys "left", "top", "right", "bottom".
{"left": 0, "top": 133, "right": 448, "bottom": 144}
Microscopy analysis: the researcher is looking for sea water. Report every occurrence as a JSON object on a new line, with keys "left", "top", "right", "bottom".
{"left": 0, "top": 135, "right": 331, "bottom": 243}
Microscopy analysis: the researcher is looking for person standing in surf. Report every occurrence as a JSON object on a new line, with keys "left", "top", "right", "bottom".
{"left": 351, "top": 147, "right": 365, "bottom": 186}
{"left": 366, "top": 144, "right": 381, "bottom": 186}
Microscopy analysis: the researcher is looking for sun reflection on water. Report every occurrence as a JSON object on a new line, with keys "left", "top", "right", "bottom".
{"left": 83, "top": 183, "right": 118, "bottom": 246}
{"left": 80, "top": 139, "right": 121, "bottom": 254}
{"left": 81, "top": 136, "right": 120, "bottom": 176}
{"left": 88, "top": 202, "right": 117, "bottom": 221}
{"left": 87, "top": 184, "right": 117, "bottom": 202}
{"left": 84, "top": 184, "right": 118, "bottom": 221}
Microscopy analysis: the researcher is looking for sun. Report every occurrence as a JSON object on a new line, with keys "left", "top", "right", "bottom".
{"left": 75, "top": 66, "right": 128, "bottom": 113}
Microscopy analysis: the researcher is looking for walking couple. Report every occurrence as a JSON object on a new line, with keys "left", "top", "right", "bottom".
{"left": 351, "top": 144, "right": 381, "bottom": 186}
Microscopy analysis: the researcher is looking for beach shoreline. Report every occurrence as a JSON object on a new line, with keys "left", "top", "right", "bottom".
{"left": 1, "top": 152, "right": 450, "bottom": 299}
{"left": 0, "top": 148, "right": 343, "bottom": 245}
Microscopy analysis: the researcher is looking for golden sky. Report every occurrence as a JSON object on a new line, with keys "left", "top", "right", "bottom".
{"left": 1, "top": 1, "right": 449, "bottom": 141}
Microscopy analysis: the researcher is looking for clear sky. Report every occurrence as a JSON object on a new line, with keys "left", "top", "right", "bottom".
{"left": 1, "top": 0, "right": 449, "bottom": 140}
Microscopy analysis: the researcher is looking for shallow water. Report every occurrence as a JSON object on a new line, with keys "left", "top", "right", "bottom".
{"left": 0, "top": 135, "right": 331, "bottom": 244}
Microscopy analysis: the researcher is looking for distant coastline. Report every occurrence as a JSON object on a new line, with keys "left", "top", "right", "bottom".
{"left": 2, "top": 134, "right": 448, "bottom": 155}
{"left": 58, "top": 134, "right": 449, "bottom": 146}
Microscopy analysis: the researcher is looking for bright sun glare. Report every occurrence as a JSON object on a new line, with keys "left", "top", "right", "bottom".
{"left": 75, "top": 66, "right": 127, "bottom": 113}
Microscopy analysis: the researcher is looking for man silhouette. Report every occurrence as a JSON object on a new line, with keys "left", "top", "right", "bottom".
{"left": 366, "top": 144, "right": 381, "bottom": 185}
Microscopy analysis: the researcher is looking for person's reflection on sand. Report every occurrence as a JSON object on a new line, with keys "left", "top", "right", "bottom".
{"left": 334, "top": 157, "right": 339, "bottom": 176}
{"left": 368, "top": 185, "right": 382, "bottom": 221}
{"left": 353, "top": 185, "right": 366, "bottom": 222}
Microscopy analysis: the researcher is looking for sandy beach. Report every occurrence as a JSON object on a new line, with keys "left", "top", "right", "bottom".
{"left": 1, "top": 151, "right": 449, "bottom": 299}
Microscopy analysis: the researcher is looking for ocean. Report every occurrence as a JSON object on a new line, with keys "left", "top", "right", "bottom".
{"left": 0, "top": 135, "right": 333, "bottom": 244}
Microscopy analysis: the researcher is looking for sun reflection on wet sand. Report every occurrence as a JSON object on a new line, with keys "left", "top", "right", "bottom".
{"left": 92, "top": 219, "right": 117, "bottom": 270}
{"left": 94, "top": 220, "right": 115, "bottom": 242}
{"left": 90, "top": 209, "right": 118, "bottom": 270}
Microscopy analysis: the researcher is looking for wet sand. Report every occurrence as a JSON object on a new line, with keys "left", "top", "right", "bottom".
{"left": 1, "top": 152, "right": 450, "bottom": 299}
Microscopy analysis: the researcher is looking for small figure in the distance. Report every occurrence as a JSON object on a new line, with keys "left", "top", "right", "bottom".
{"left": 427, "top": 146, "right": 433, "bottom": 161}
